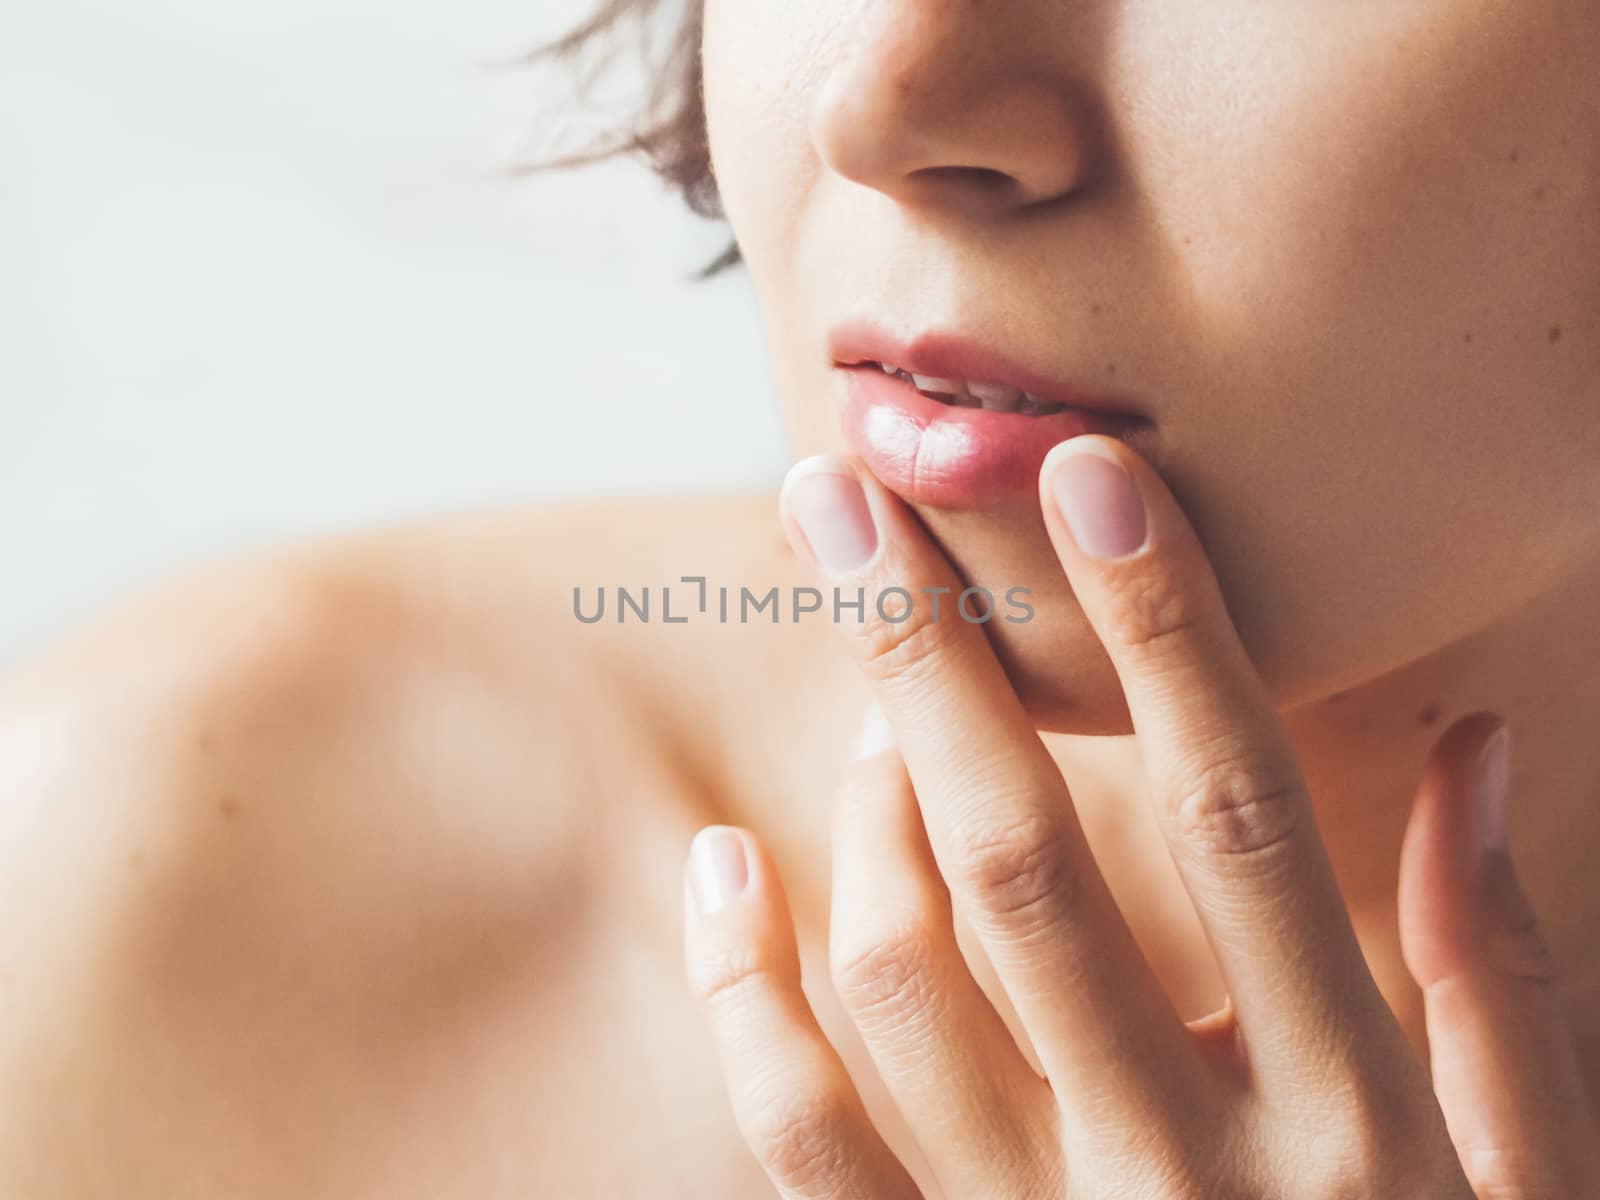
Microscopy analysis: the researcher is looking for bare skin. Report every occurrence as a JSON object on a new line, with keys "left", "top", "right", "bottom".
{"left": 690, "top": 0, "right": 1600, "bottom": 1183}
{"left": 3, "top": 0, "right": 1600, "bottom": 1192}
{"left": 0, "top": 488, "right": 1595, "bottom": 1197}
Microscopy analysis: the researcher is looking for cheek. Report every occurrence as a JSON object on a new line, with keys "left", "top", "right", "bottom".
{"left": 1118, "top": 2, "right": 1600, "bottom": 690}
{"left": 701, "top": 1, "right": 825, "bottom": 281}
{"left": 1137, "top": 1, "right": 1600, "bottom": 450}
{"left": 702, "top": 1, "right": 851, "bottom": 456}
{"left": 1148, "top": 2, "right": 1600, "bottom": 372}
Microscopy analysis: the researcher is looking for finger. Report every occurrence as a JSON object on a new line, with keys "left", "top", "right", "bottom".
{"left": 779, "top": 454, "right": 1206, "bottom": 1115}
{"left": 683, "top": 825, "right": 923, "bottom": 1200}
{"left": 830, "top": 706, "right": 1061, "bottom": 1197}
{"left": 1037, "top": 436, "right": 1398, "bottom": 1082}
{"left": 1400, "top": 717, "right": 1600, "bottom": 1197}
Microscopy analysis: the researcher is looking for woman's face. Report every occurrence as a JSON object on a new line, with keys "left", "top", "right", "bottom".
{"left": 701, "top": 0, "right": 1600, "bottom": 733}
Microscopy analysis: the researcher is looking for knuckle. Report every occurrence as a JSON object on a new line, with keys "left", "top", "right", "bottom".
{"left": 1098, "top": 562, "right": 1208, "bottom": 659}
{"left": 739, "top": 1072, "right": 856, "bottom": 1192}
{"left": 1171, "top": 759, "right": 1306, "bottom": 862}
{"left": 687, "top": 941, "right": 782, "bottom": 1015}
{"left": 1096, "top": 1115, "right": 1216, "bottom": 1200}
{"left": 848, "top": 585, "right": 969, "bottom": 687}
{"left": 1287, "top": 1088, "right": 1451, "bottom": 1200}
{"left": 830, "top": 913, "right": 942, "bottom": 1027}
{"left": 947, "top": 809, "right": 1074, "bottom": 930}
{"left": 1139, "top": 1161, "right": 1215, "bottom": 1200}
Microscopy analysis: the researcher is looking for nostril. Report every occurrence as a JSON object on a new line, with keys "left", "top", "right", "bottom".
{"left": 910, "top": 165, "right": 1013, "bottom": 189}
{"left": 901, "top": 164, "right": 1031, "bottom": 216}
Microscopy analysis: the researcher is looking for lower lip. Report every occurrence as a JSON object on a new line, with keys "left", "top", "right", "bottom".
{"left": 837, "top": 366, "right": 1151, "bottom": 509}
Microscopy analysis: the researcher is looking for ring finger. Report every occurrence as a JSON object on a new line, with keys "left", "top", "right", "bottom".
{"left": 831, "top": 715, "right": 1061, "bottom": 1196}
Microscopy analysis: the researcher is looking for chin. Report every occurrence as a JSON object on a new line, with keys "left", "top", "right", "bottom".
{"left": 984, "top": 581, "right": 1138, "bottom": 736}
{"left": 911, "top": 503, "right": 1138, "bottom": 736}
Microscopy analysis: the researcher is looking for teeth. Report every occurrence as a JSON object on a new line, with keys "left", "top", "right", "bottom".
{"left": 1017, "top": 393, "right": 1067, "bottom": 416}
{"left": 909, "top": 373, "right": 966, "bottom": 397}
{"left": 874, "top": 362, "right": 1073, "bottom": 416}
{"left": 966, "top": 380, "right": 1022, "bottom": 413}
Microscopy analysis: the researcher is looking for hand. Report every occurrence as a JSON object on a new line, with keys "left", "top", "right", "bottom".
{"left": 680, "top": 439, "right": 1600, "bottom": 1198}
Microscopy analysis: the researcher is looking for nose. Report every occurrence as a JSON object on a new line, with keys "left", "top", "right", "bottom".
{"left": 808, "top": 5, "right": 1096, "bottom": 221}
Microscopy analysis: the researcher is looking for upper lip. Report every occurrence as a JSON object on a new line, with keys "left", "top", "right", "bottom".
{"left": 827, "top": 318, "right": 1151, "bottom": 421}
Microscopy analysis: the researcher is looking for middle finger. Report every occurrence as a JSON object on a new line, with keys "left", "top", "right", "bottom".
{"left": 1036, "top": 435, "right": 1405, "bottom": 1087}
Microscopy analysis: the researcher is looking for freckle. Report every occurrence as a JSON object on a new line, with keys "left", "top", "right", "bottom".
{"left": 1329, "top": 690, "right": 1350, "bottom": 704}
{"left": 218, "top": 793, "right": 240, "bottom": 822}
{"left": 1549, "top": 326, "right": 1562, "bottom": 344}
{"left": 1463, "top": 330, "right": 1474, "bottom": 343}
{"left": 1106, "top": 362, "right": 1117, "bottom": 377}
{"left": 1418, "top": 703, "right": 1441, "bottom": 727}
{"left": 1183, "top": 236, "right": 1193, "bottom": 246}
{"left": 1533, "top": 185, "right": 1546, "bottom": 200}
{"left": 1090, "top": 302, "right": 1103, "bottom": 315}
{"left": 1508, "top": 147, "right": 1521, "bottom": 163}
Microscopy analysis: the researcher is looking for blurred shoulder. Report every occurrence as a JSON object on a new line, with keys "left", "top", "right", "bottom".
{"left": 0, "top": 488, "right": 792, "bottom": 716}
{"left": 309, "top": 487, "right": 817, "bottom": 720}
{"left": 0, "top": 488, "right": 803, "bottom": 892}
{"left": 0, "top": 490, "right": 798, "bottom": 1192}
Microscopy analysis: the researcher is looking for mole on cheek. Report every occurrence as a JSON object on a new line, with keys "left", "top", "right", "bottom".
{"left": 1418, "top": 703, "right": 1441, "bottom": 727}
{"left": 1549, "top": 326, "right": 1562, "bottom": 344}
{"left": 1463, "top": 330, "right": 1474, "bottom": 344}
{"left": 1508, "top": 146, "right": 1521, "bottom": 163}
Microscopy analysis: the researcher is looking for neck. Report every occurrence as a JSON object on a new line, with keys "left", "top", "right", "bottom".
{"left": 1046, "top": 547, "right": 1600, "bottom": 1059}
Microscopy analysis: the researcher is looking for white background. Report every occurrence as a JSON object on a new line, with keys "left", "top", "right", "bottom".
{"left": 0, "top": 0, "right": 786, "bottom": 666}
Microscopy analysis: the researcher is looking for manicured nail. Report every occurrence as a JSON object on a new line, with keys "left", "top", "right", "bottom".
{"left": 1045, "top": 440, "right": 1148, "bottom": 560}
{"left": 783, "top": 457, "right": 878, "bottom": 573}
{"left": 851, "top": 699, "right": 895, "bottom": 759}
{"left": 688, "top": 826, "right": 749, "bottom": 915}
{"left": 1472, "top": 725, "right": 1511, "bottom": 853}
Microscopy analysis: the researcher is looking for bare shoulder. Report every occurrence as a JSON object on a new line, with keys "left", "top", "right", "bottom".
{"left": 0, "top": 488, "right": 798, "bottom": 783}
{"left": 0, "top": 490, "right": 808, "bottom": 1196}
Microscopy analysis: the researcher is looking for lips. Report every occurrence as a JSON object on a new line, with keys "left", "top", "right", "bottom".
{"left": 827, "top": 320, "right": 1155, "bottom": 509}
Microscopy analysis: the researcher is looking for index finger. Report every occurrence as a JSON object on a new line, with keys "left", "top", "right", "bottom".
{"left": 1037, "top": 436, "right": 1404, "bottom": 1084}
{"left": 778, "top": 454, "right": 1208, "bottom": 1116}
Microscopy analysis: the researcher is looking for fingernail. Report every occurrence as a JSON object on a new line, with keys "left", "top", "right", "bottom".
{"left": 1472, "top": 725, "right": 1511, "bottom": 853}
{"left": 688, "top": 826, "right": 749, "bottom": 915}
{"left": 850, "top": 699, "right": 895, "bottom": 759}
{"left": 1045, "top": 440, "right": 1148, "bottom": 561}
{"left": 783, "top": 457, "right": 878, "bottom": 574}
